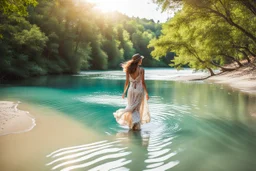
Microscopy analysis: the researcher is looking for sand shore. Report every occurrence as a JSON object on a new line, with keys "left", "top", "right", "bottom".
{"left": 207, "top": 66, "right": 256, "bottom": 94}
{"left": 0, "top": 101, "right": 36, "bottom": 136}
{"left": 0, "top": 102, "right": 102, "bottom": 171}
{"left": 174, "top": 65, "right": 256, "bottom": 95}
{"left": 173, "top": 74, "right": 208, "bottom": 81}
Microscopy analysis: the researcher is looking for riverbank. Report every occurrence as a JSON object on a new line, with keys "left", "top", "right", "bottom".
{"left": 0, "top": 102, "right": 101, "bottom": 171}
{"left": 175, "top": 64, "right": 256, "bottom": 95}
{"left": 0, "top": 101, "right": 36, "bottom": 136}
{"left": 207, "top": 65, "right": 256, "bottom": 94}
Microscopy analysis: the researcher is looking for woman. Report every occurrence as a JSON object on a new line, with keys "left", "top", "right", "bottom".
{"left": 113, "top": 53, "right": 150, "bottom": 130}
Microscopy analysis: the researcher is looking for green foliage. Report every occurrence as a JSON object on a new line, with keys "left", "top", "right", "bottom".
{"left": 115, "top": 25, "right": 135, "bottom": 60}
{"left": 0, "top": 0, "right": 38, "bottom": 16}
{"left": 150, "top": 0, "right": 256, "bottom": 74}
{"left": 0, "top": 14, "right": 48, "bottom": 78}
{"left": 14, "top": 25, "right": 48, "bottom": 53}
{"left": 90, "top": 36, "right": 108, "bottom": 70}
{"left": 0, "top": 0, "right": 168, "bottom": 80}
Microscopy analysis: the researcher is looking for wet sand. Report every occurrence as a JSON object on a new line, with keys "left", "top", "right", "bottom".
{"left": 207, "top": 66, "right": 256, "bottom": 94}
{"left": 173, "top": 75, "right": 208, "bottom": 81}
{"left": 174, "top": 65, "right": 256, "bottom": 95}
{"left": 0, "top": 102, "right": 102, "bottom": 171}
{"left": 0, "top": 101, "right": 36, "bottom": 136}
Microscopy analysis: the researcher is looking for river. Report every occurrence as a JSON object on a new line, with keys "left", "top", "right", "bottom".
{"left": 0, "top": 68, "right": 256, "bottom": 171}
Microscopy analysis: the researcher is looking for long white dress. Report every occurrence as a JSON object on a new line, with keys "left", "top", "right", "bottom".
{"left": 113, "top": 69, "right": 150, "bottom": 129}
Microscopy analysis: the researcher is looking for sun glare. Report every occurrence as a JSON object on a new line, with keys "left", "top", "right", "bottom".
{"left": 87, "top": 0, "right": 130, "bottom": 12}
{"left": 86, "top": 0, "right": 170, "bottom": 22}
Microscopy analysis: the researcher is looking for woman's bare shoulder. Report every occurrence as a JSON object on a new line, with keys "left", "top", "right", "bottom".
{"left": 140, "top": 67, "right": 144, "bottom": 73}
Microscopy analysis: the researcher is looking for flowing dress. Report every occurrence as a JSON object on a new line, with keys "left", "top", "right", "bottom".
{"left": 113, "top": 69, "right": 150, "bottom": 129}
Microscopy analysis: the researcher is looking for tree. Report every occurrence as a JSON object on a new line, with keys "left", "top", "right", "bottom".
{"left": 0, "top": 0, "right": 168, "bottom": 80}
{"left": 153, "top": 0, "right": 256, "bottom": 43}
{"left": 0, "top": 0, "right": 38, "bottom": 16}
{"left": 0, "top": 15, "right": 48, "bottom": 78}
{"left": 150, "top": 0, "right": 256, "bottom": 74}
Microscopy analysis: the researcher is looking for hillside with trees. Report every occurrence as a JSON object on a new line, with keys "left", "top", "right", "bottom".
{"left": 0, "top": 0, "right": 169, "bottom": 80}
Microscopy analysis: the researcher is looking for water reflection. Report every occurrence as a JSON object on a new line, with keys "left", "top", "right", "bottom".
{"left": 116, "top": 129, "right": 150, "bottom": 147}
{"left": 115, "top": 126, "right": 180, "bottom": 171}
{"left": 116, "top": 129, "right": 151, "bottom": 171}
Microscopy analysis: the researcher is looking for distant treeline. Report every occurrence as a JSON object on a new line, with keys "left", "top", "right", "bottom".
{"left": 0, "top": 0, "right": 171, "bottom": 80}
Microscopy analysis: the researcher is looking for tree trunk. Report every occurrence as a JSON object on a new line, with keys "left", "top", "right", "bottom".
{"left": 241, "top": 47, "right": 256, "bottom": 57}
{"left": 222, "top": 55, "right": 243, "bottom": 67}
{"left": 237, "top": 50, "right": 251, "bottom": 63}
{"left": 245, "top": 48, "right": 256, "bottom": 58}
{"left": 210, "top": 61, "right": 237, "bottom": 71}
{"left": 242, "top": 51, "right": 251, "bottom": 63}
{"left": 207, "top": 67, "right": 215, "bottom": 76}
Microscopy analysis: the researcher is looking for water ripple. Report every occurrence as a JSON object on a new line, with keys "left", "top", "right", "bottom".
{"left": 141, "top": 124, "right": 180, "bottom": 170}
{"left": 46, "top": 140, "right": 131, "bottom": 171}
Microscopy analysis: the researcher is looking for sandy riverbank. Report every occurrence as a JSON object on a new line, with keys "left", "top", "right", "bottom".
{"left": 174, "top": 74, "right": 208, "bottom": 81}
{"left": 174, "top": 64, "right": 256, "bottom": 95}
{"left": 0, "top": 102, "right": 102, "bottom": 171}
{"left": 207, "top": 66, "right": 256, "bottom": 94}
{"left": 0, "top": 101, "right": 36, "bottom": 136}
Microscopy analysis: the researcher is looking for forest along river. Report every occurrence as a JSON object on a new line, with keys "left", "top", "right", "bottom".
{"left": 0, "top": 68, "right": 256, "bottom": 171}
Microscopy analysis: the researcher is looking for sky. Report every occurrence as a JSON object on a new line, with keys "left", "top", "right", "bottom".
{"left": 86, "top": 0, "right": 172, "bottom": 23}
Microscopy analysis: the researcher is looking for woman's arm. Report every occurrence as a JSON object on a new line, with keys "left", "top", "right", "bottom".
{"left": 122, "top": 72, "right": 129, "bottom": 99}
{"left": 141, "top": 68, "right": 149, "bottom": 100}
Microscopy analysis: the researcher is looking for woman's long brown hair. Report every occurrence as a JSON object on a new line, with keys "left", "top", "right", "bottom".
{"left": 121, "top": 55, "right": 141, "bottom": 74}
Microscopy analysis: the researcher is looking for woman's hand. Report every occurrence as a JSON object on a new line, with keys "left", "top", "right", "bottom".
{"left": 146, "top": 93, "right": 149, "bottom": 100}
{"left": 122, "top": 93, "right": 125, "bottom": 99}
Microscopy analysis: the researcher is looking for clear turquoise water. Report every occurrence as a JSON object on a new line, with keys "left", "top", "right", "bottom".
{"left": 1, "top": 69, "right": 256, "bottom": 171}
